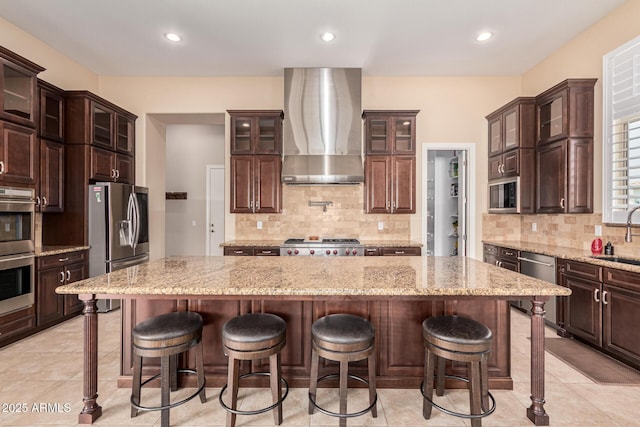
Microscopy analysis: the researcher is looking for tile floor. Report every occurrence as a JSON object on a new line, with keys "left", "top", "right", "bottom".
{"left": 0, "top": 308, "right": 638, "bottom": 426}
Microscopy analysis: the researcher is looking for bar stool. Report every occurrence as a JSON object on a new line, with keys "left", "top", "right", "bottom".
{"left": 219, "top": 313, "right": 289, "bottom": 427}
{"left": 421, "top": 315, "right": 496, "bottom": 427}
{"left": 130, "top": 311, "right": 206, "bottom": 427}
{"left": 308, "top": 314, "right": 377, "bottom": 427}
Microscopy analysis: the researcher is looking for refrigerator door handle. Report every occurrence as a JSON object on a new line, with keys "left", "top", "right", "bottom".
{"left": 126, "top": 193, "right": 135, "bottom": 249}
{"left": 131, "top": 192, "right": 140, "bottom": 250}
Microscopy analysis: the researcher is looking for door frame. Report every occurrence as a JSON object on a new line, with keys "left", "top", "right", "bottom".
{"left": 205, "top": 164, "right": 225, "bottom": 256}
{"left": 421, "top": 143, "right": 476, "bottom": 259}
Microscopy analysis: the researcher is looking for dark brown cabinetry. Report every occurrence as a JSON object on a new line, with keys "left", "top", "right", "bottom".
{"left": 0, "top": 120, "right": 37, "bottom": 186}
{"left": 364, "top": 246, "right": 422, "bottom": 256}
{"left": 36, "top": 250, "right": 88, "bottom": 327}
{"left": 535, "top": 79, "right": 596, "bottom": 213}
{"left": 42, "top": 92, "right": 136, "bottom": 246}
{"left": 363, "top": 111, "right": 418, "bottom": 214}
{"left": 228, "top": 110, "right": 283, "bottom": 214}
{"left": 223, "top": 246, "right": 280, "bottom": 256}
{"left": 0, "top": 46, "right": 44, "bottom": 128}
{"left": 483, "top": 244, "right": 519, "bottom": 272}
{"left": 486, "top": 98, "right": 535, "bottom": 213}
{"left": 560, "top": 259, "right": 640, "bottom": 369}
{"left": 0, "top": 306, "right": 35, "bottom": 347}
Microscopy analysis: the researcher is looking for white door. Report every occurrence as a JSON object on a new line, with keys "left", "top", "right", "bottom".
{"left": 206, "top": 165, "right": 225, "bottom": 255}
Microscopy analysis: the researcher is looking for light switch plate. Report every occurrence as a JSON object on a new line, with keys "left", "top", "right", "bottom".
{"left": 532, "top": 222, "right": 537, "bottom": 232}
{"left": 378, "top": 222, "right": 384, "bottom": 230}
{"left": 257, "top": 220, "right": 263, "bottom": 229}
{"left": 595, "top": 224, "right": 602, "bottom": 236}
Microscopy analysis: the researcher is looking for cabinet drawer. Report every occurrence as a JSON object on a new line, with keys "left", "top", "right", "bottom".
{"left": 224, "top": 247, "right": 253, "bottom": 256}
{"left": 38, "top": 250, "right": 86, "bottom": 269}
{"left": 499, "top": 247, "right": 519, "bottom": 260}
{"left": 564, "top": 260, "right": 602, "bottom": 281}
{"left": 0, "top": 306, "right": 35, "bottom": 343}
{"left": 603, "top": 268, "right": 640, "bottom": 292}
{"left": 254, "top": 247, "right": 279, "bottom": 256}
{"left": 364, "top": 247, "right": 380, "bottom": 256}
{"left": 380, "top": 247, "right": 421, "bottom": 256}
{"left": 483, "top": 244, "right": 498, "bottom": 256}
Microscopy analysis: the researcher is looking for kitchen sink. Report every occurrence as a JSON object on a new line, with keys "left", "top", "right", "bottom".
{"left": 590, "top": 256, "right": 640, "bottom": 266}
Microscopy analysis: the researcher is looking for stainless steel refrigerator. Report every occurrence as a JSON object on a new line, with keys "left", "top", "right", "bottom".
{"left": 88, "top": 183, "right": 149, "bottom": 312}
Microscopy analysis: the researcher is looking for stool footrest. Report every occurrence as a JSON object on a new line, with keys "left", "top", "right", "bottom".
{"left": 420, "top": 375, "right": 496, "bottom": 419}
{"left": 219, "top": 372, "right": 289, "bottom": 416}
{"left": 309, "top": 373, "right": 378, "bottom": 419}
{"left": 130, "top": 369, "right": 206, "bottom": 412}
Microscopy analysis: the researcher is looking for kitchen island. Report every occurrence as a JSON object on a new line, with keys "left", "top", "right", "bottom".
{"left": 57, "top": 255, "right": 570, "bottom": 425}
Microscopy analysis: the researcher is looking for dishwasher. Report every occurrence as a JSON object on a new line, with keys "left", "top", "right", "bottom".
{"left": 514, "top": 251, "right": 558, "bottom": 329}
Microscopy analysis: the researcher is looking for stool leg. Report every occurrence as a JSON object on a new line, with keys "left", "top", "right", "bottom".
{"left": 196, "top": 341, "right": 207, "bottom": 403}
{"left": 480, "top": 353, "right": 489, "bottom": 412}
{"left": 422, "top": 349, "right": 436, "bottom": 420}
{"left": 435, "top": 356, "right": 445, "bottom": 396}
{"left": 269, "top": 352, "right": 283, "bottom": 425}
{"left": 130, "top": 354, "right": 143, "bottom": 418}
{"left": 169, "top": 354, "right": 178, "bottom": 392}
{"left": 367, "top": 352, "right": 377, "bottom": 418}
{"left": 308, "top": 348, "right": 319, "bottom": 415}
{"left": 469, "top": 360, "right": 482, "bottom": 427}
{"left": 160, "top": 355, "right": 170, "bottom": 427}
{"left": 339, "top": 359, "right": 348, "bottom": 427}
{"left": 225, "top": 357, "right": 240, "bottom": 427}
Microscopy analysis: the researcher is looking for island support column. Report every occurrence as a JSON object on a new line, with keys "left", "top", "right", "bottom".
{"left": 527, "top": 298, "right": 549, "bottom": 426}
{"left": 78, "top": 295, "right": 102, "bottom": 424}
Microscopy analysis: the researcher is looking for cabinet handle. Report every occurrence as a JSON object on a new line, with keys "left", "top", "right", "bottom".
{"left": 111, "top": 169, "right": 116, "bottom": 178}
{"left": 59, "top": 271, "right": 65, "bottom": 283}
{"left": 250, "top": 200, "right": 254, "bottom": 209}
{"left": 594, "top": 288, "right": 600, "bottom": 303}
{"left": 0, "top": 160, "right": 4, "bottom": 174}
{"left": 58, "top": 257, "right": 69, "bottom": 262}
{"left": 602, "top": 290, "right": 608, "bottom": 305}
{"left": 66, "top": 270, "right": 71, "bottom": 282}
{"left": 35, "top": 196, "right": 41, "bottom": 207}
{"left": 115, "top": 169, "right": 120, "bottom": 179}
{"left": 560, "top": 198, "right": 565, "bottom": 209}
{"left": 233, "top": 250, "right": 244, "bottom": 254}
{"left": 394, "top": 250, "right": 405, "bottom": 255}
{"left": 256, "top": 201, "right": 260, "bottom": 210}
{"left": 495, "top": 260, "right": 499, "bottom": 266}
{"left": 42, "top": 196, "right": 47, "bottom": 207}
{"left": 505, "top": 251, "right": 514, "bottom": 256}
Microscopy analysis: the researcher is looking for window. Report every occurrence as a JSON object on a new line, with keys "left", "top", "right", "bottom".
{"left": 603, "top": 35, "right": 640, "bottom": 224}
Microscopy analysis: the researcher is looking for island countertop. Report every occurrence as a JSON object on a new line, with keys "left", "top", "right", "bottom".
{"left": 56, "top": 255, "right": 570, "bottom": 297}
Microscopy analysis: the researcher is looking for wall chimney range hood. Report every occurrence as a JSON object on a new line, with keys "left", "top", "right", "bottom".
{"left": 282, "top": 68, "right": 363, "bottom": 184}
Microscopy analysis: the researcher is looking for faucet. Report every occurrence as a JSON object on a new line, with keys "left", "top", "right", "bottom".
{"left": 625, "top": 205, "right": 640, "bottom": 242}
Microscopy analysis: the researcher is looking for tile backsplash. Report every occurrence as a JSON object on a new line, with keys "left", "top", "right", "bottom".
{"left": 483, "top": 213, "right": 640, "bottom": 257}
{"left": 235, "top": 185, "right": 411, "bottom": 240}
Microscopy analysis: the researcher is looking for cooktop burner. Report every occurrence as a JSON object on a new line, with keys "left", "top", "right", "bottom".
{"left": 283, "top": 238, "right": 360, "bottom": 245}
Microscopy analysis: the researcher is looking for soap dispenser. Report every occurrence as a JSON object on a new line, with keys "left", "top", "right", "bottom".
{"left": 604, "top": 241, "right": 614, "bottom": 255}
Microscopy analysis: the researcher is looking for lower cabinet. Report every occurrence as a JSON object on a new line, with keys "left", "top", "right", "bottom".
{"left": 560, "top": 259, "right": 640, "bottom": 369}
{"left": 365, "top": 246, "right": 421, "bottom": 256}
{"left": 224, "top": 246, "right": 280, "bottom": 256}
{"left": 0, "top": 306, "right": 36, "bottom": 347}
{"left": 36, "top": 250, "right": 88, "bottom": 327}
{"left": 483, "top": 244, "right": 519, "bottom": 272}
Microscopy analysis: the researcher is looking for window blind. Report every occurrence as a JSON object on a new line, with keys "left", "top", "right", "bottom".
{"left": 603, "top": 35, "right": 640, "bottom": 223}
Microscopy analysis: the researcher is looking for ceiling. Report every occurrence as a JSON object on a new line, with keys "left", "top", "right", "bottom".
{"left": 0, "top": 0, "right": 626, "bottom": 77}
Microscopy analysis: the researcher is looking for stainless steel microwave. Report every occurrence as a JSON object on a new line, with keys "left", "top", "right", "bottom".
{"left": 488, "top": 177, "right": 520, "bottom": 213}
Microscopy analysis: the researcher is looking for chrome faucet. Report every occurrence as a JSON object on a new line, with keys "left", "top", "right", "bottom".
{"left": 625, "top": 205, "right": 640, "bottom": 242}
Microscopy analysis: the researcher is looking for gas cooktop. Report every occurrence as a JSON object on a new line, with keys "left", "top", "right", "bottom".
{"left": 283, "top": 238, "right": 360, "bottom": 245}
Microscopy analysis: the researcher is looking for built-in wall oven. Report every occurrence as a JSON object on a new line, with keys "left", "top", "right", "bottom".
{"left": 0, "top": 186, "right": 35, "bottom": 316}
{"left": 488, "top": 177, "right": 519, "bottom": 213}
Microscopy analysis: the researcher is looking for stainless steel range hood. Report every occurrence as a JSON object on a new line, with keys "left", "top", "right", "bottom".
{"left": 282, "top": 68, "right": 363, "bottom": 184}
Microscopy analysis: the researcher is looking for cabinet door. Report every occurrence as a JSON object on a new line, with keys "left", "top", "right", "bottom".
{"left": 380, "top": 247, "right": 421, "bottom": 256}
{"left": 230, "top": 115, "right": 254, "bottom": 154}
{"left": 502, "top": 106, "right": 519, "bottom": 151}
{"left": 39, "top": 139, "right": 64, "bottom": 212}
{"left": 115, "top": 114, "right": 135, "bottom": 155}
{"left": 230, "top": 155, "right": 253, "bottom": 213}
{"left": 63, "top": 261, "right": 87, "bottom": 316}
{"left": 365, "top": 156, "right": 391, "bottom": 213}
{"left": 501, "top": 150, "right": 519, "bottom": 177}
{"left": 39, "top": 86, "right": 64, "bottom": 141}
{"left": 115, "top": 153, "right": 134, "bottom": 184}
{"left": 1, "top": 61, "right": 37, "bottom": 127}
{"left": 255, "top": 115, "right": 282, "bottom": 155}
{"left": 37, "top": 267, "right": 65, "bottom": 326}
{"left": 538, "top": 91, "right": 566, "bottom": 145}
{"left": 392, "top": 115, "right": 415, "bottom": 154}
{"left": 536, "top": 140, "right": 566, "bottom": 213}
{"left": 603, "top": 284, "right": 640, "bottom": 367}
{"left": 0, "top": 121, "right": 36, "bottom": 185}
{"left": 91, "top": 102, "right": 114, "bottom": 149}
{"left": 90, "top": 146, "right": 115, "bottom": 182}
{"left": 392, "top": 156, "right": 416, "bottom": 213}
{"left": 224, "top": 246, "right": 253, "bottom": 256}
{"left": 365, "top": 116, "right": 390, "bottom": 154}
{"left": 487, "top": 155, "right": 503, "bottom": 180}
{"left": 564, "top": 275, "right": 602, "bottom": 346}
{"left": 254, "top": 155, "right": 281, "bottom": 213}
{"left": 488, "top": 116, "right": 502, "bottom": 157}
{"left": 567, "top": 138, "right": 593, "bottom": 213}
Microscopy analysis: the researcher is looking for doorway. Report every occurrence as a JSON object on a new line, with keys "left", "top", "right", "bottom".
{"left": 206, "top": 165, "right": 225, "bottom": 255}
{"left": 422, "top": 144, "right": 475, "bottom": 258}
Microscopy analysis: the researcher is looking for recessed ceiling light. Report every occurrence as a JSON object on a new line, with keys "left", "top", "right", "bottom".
{"left": 476, "top": 32, "right": 494, "bottom": 42}
{"left": 164, "top": 33, "right": 182, "bottom": 42}
{"left": 320, "top": 32, "right": 336, "bottom": 42}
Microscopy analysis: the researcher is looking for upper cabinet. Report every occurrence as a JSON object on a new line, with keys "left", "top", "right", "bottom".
{"left": 0, "top": 121, "right": 37, "bottom": 186}
{"left": 535, "top": 79, "right": 596, "bottom": 214}
{"left": 363, "top": 110, "right": 419, "bottom": 214}
{"left": 537, "top": 79, "right": 596, "bottom": 145}
{"left": 38, "top": 79, "right": 64, "bottom": 142}
{"left": 228, "top": 110, "right": 283, "bottom": 155}
{"left": 363, "top": 110, "right": 418, "bottom": 155}
{"left": 0, "top": 46, "right": 45, "bottom": 128}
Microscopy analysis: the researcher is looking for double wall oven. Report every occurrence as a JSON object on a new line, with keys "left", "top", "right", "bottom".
{"left": 0, "top": 187, "right": 35, "bottom": 316}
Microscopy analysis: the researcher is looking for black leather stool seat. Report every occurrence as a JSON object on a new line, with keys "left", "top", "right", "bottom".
{"left": 312, "top": 313, "right": 375, "bottom": 353}
{"left": 421, "top": 315, "right": 495, "bottom": 427}
{"left": 130, "top": 311, "right": 206, "bottom": 427}
{"left": 223, "top": 313, "right": 286, "bottom": 350}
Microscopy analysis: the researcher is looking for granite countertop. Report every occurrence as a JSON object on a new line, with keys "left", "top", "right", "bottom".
{"left": 56, "top": 256, "right": 569, "bottom": 298}
{"left": 35, "top": 245, "right": 90, "bottom": 257}
{"left": 220, "top": 240, "right": 422, "bottom": 247}
{"left": 483, "top": 240, "right": 640, "bottom": 274}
